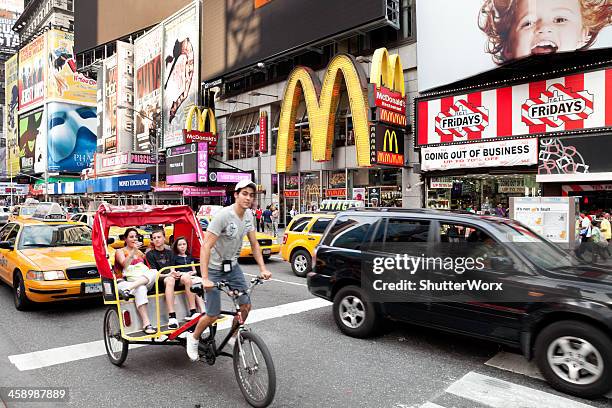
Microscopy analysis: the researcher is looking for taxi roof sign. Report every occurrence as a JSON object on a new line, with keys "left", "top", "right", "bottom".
{"left": 319, "top": 200, "right": 364, "bottom": 212}
{"left": 31, "top": 202, "right": 68, "bottom": 221}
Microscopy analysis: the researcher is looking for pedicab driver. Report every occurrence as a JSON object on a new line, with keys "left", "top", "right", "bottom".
{"left": 186, "top": 179, "right": 272, "bottom": 361}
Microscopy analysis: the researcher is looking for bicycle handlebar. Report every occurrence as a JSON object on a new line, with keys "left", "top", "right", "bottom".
{"left": 190, "top": 276, "right": 265, "bottom": 297}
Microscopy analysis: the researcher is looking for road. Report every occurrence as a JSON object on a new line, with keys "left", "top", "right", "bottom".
{"left": 0, "top": 256, "right": 610, "bottom": 408}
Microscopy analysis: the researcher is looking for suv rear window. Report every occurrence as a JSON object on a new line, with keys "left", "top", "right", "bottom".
{"left": 289, "top": 217, "right": 312, "bottom": 232}
{"left": 310, "top": 218, "right": 331, "bottom": 234}
{"left": 323, "top": 216, "right": 377, "bottom": 250}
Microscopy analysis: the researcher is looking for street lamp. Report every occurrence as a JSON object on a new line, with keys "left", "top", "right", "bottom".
{"left": 117, "top": 105, "right": 161, "bottom": 204}
{"left": 249, "top": 91, "right": 278, "bottom": 98}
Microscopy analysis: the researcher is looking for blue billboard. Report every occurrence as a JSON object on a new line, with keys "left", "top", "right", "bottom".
{"left": 47, "top": 102, "right": 97, "bottom": 172}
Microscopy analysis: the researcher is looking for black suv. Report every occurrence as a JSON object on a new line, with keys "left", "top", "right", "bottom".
{"left": 307, "top": 208, "right": 612, "bottom": 399}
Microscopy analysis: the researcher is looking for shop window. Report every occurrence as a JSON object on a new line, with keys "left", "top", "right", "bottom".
{"left": 300, "top": 126, "right": 311, "bottom": 151}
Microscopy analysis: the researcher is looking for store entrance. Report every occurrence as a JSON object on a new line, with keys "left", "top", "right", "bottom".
{"left": 566, "top": 190, "right": 612, "bottom": 214}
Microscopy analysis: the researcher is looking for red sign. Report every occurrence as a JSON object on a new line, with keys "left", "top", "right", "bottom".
{"left": 183, "top": 130, "right": 218, "bottom": 154}
{"left": 284, "top": 190, "right": 299, "bottom": 198}
{"left": 522, "top": 84, "right": 593, "bottom": 128}
{"left": 259, "top": 114, "right": 268, "bottom": 153}
{"left": 326, "top": 188, "right": 346, "bottom": 197}
{"left": 376, "top": 151, "right": 403, "bottom": 166}
{"left": 378, "top": 108, "right": 406, "bottom": 127}
{"left": 435, "top": 100, "right": 489, "bottom": 139}
{"left": 374, "top": 86, "right": 406, "bottom": 115}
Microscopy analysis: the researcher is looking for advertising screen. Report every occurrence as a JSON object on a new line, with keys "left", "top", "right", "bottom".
{"left": 18, "top": 33, "right": 46, "bottom": 111}
{"left": 46, "top": 30, "right": 97, "bottom": 105}
{"left": 103, "top": 55, "right": 118, "bottom": 154}
{"left": 47, "top": 102, "right": 97, "bottom": 173}
{"left": 5, "top": 54, "right": 20, "bottom": 176}
{"left": 18, "top": 108, "right": 45, "bottom": 174}
{"left": 417, "top": 0, "right": 612, "bottom": 91}
{"left": 162, "top": 2, "right": 199, "bottom": 148}
{"left": 134, "top": 26, "right": 162, "bottom": 152}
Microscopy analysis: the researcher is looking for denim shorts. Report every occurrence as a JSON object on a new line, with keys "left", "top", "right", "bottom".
{"left": 205, "top": 263, "right": 250, "bottom": 317}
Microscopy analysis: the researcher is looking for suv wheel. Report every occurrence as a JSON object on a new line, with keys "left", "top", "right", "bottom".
{"left": 13, "top": 271, "right": 31, "bottom": 311}
{"left": 291, "top": 250, "right": 311, "bottom": 278}
{"left": 535, "top": 320, "right": 612, "bottom": 398}
{"left": 333, "top": 286, "right": 379, "bottom": 338}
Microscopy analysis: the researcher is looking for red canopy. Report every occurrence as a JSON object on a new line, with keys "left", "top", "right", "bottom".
{"left": 92, "top": 204, "right": 204, "bottom": 279}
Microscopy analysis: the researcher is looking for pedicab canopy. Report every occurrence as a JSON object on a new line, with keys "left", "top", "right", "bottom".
{"left": 93, "top": 204, "right": 204, "bottom": 280}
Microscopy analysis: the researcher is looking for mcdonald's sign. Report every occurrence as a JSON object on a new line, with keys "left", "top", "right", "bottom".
{"left": 183, "top": 106, "right": 219, "bottom": 153}
{"left": 369, "top": 124, "right": 405, "bottom": 167}
{"left": 276, "top": 47, "right": 405, "bottom": 173}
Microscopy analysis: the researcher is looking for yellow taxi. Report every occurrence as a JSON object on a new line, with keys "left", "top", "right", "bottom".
{"left": 0, "top": 205, "right": 100, "bottom": 310}
{"left": 9, "top": 205, "right": 38, "bottom": 221}
{"left": 281, "top": 213, "right": 335, "bottom": 277}
{"left": 240, "top": 232, "right": 281, "bottom": 261}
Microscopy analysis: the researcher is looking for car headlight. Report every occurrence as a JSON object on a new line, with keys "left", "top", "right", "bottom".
{"left": 26, "top": 270, "right": 43, "bottom": 281}
{"left": 43, "top": 270, "right": 66, "bottom": 280}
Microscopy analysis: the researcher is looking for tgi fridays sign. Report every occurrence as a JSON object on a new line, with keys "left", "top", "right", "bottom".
{"left": 421, "top": 138, "right": 538, "bottom": 171}
{"left": 417, "top": 68, "right": 611, "bottom": 146}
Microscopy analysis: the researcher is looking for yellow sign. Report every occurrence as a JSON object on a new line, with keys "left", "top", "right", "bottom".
{"left": 276, "top": 48, "right": 405, "bottom": 173}
{"left": 185, "top": 106, "right": 217, "bottom": 134}
{"left": 5, "top": 54, "right": 19, "bottom": 176}
{"left": 383, "top": 129, "right": 399, "bottom": 153}
{"left": 46, "top": 29, "right": 97, "bottom": 105}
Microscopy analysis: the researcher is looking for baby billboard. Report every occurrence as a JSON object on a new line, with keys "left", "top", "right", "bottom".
{"left": 417, "top": 0, "right": 612, "bottom": 91}
{"left": 47, "top": 102, "right": 97, "bottom": 172}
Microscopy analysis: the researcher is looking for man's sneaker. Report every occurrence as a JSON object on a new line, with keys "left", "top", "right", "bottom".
{"left": 186, "top": 334, "right": 199, "bottom": 362}
{"left": 184, "top": 312, "right": 201, "bottom": 321}
{"left": 168, "top": 318, "right": 179, "bottom": 329}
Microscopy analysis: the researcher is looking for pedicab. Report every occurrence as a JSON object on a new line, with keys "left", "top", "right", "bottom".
{"left": 92, "top": 204, "right": 276, "bottom": 407}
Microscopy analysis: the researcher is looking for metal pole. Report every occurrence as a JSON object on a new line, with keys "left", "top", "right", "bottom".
{"left": 45, "top": 171, "right": 49, "bottom": 202}
{"left": 9, "top": 161, "right": 13, "bottom": 206}
{"left": 155, "top": 126, "right": 161, "bottom": 205}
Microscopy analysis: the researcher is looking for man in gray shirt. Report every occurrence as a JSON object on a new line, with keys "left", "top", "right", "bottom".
{"left": 187, "top": 179, "right": 272, "bottom": 361}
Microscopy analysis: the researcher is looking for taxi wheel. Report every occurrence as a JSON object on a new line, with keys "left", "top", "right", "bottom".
{"left": 13, "top": 272, "right": 31, "bottom": 311}
{"left": 103, "top": 307, "right": 129, "bottom": 366}
{"left": 291, "top": 250, "right": 311, "bottom": 278}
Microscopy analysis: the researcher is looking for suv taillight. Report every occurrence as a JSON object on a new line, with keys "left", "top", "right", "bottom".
{"left": 282, "top": 233, "right": 288, "bottom": 244}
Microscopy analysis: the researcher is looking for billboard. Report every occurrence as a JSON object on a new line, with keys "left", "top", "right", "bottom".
{"left": 162, "top": 2, "right": 199, "bottom": 148}
{"left": 5, "top": 54, "right": 19, "bottom": 176}
{"left": 102, "top": 55, "right": 117, "bottom": 154}
{"left": 96, "top": 64, "right": 104, "bottom": 153}
{"left": 134, "top": 26, "right": 162, "bottom": 152}
{"left": 47, "top": 102, "right": 97, "bottom": 173}
{"left": 369, "top": 124, "right": 405, "bottom": 167}
{"left": 116, "top": 42, "right": 135, "bottom": 152}
{"left": 417, "top": 0, "right": 612, "bottom": 91}
{"left": 18, "top": 33, "right": 46, "bottom": 111}
{"left": 0, "top": 17, "right": 19, "bottom": 52}
{"left": 166, "top": 142, "right": 208, "bottom": 184}
{"left": 416, "top": 68, "right": 612, "bottom": 146}
{"left": 18, "top": 108, "right": 45, "bottom": 174}
{"left": 46, "top": 30, "right": 97, "bottom": 105}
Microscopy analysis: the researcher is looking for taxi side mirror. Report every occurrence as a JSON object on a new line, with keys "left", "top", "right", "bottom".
{"left": 0, "top": 241, "right": 14, "bottom": 250}
{"left": 107, "top": 238, "right": 115, "bottom": 245}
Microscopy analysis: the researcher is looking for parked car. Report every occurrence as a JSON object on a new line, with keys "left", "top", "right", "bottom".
{"left": 0, "top": 207, "right": 10, "bottom": 225}
{"left": 281, "top": 213, "right": 335, "bottom": 277}
{"left": 308, "top": 208, "right": 612, "bottom": 399}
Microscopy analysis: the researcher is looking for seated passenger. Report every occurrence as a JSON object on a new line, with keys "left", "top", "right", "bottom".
{"left": 163, "top": 237, "right": 205, "bottom": 329}
{"left": 115, "top": 227, "right": 157, "bottom": 334}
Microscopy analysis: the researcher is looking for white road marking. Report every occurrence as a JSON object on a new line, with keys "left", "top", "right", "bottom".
{"left": 8, "top": 297, "right": 331, "bottom": 371}
{"left": 446, "top": 372, "right": 597, "bottom": 408}
{"left": 244, "top": 272, "right": 307, "bottom": 287}
{"left": 419, "top": 402, "right": 446, "bottom": 408}
{"left": 486, "top": 351, "right": 611, "bottom": 399}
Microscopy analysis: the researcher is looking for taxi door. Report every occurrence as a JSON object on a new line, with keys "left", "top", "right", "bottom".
{"left": 0, "top": 223, "right": 17, "bottom": 283}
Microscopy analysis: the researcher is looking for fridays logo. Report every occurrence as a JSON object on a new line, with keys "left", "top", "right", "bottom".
{"left": 435, "top": 100, "right": 489, "bottom": 138}
{"left": 522, "top": 84, "right": 593, "bottom": 128}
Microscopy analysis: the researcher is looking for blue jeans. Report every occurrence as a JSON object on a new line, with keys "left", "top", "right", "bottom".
{"left": 205, "top": 264, "right": 250, "bottom": 316}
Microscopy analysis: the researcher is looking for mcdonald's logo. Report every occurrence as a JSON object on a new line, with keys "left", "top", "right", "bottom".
{"left": 185, "top": 106, "right": 217, "bottom": 134}
{"left": 383, "top": 129, "right": 399, "bottom": 154}
{"left": 276, "top": 48, "right": 406, "bottom": 173}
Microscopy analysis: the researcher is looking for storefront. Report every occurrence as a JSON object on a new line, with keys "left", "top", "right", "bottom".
{"left": 48, "top": 174, "right": 152, "bottom": 205}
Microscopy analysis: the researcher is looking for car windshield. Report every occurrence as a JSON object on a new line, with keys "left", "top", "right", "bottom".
{"left": 20, "top": 207, "right": 37, "bottom": 216}
{"left": 489, "top": 220, "right": 581, "bottom": 270}
{"left": 19, "top": 224, "right": 93, "bottom": 248}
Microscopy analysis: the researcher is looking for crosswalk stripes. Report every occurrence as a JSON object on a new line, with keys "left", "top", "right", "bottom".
{"left": 420, "top": 371, "right": 597, "bottom": 408}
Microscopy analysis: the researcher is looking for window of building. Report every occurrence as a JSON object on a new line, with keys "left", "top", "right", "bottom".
{"left": 67, "top": 0, "right": 74, "bottom": 11}
{"left": 227, "top": 112, "right": 259, "bottom": 160}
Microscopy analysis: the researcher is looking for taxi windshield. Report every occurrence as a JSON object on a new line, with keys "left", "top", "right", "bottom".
{"left": 19, "top": 224, "right": 92, "bottom": 248}
{"left": 20, "top": 207, "right": 37, "bottom": 216}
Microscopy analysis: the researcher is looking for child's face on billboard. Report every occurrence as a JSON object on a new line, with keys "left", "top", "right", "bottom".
{"left": 507, "top": 0, "right": 588, "bottom": 60}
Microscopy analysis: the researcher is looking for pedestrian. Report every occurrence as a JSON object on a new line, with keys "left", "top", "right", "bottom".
{"left": 575, "top": 213, "right": 593, "bottom": 261}
{"left": 600, "top": 212, "right": 612, "bottom": 257}
{"left": 590, "top": 221, "right": 608, "bottom": 263}
{"left": 271, "top": 205, "right": 279, "bottom": 237}
{"left": 262, "top": 205, "right": 273, "bottom": 235}
{"left": 186, "top": 179, "right": 272, "bottom": 361}
{"left": 494, "top": 203, "right": 506, "bottom": 217}
{"left": 255, "top": 205, "right": 263, "bottom": 233}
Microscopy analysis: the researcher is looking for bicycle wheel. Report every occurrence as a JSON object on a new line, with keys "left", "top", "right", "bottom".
{"left": 232, "top": 331, "right": 276, "bottom": 408}
{"left": 103, "top": 307, "right": 129, "bottom": 366}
